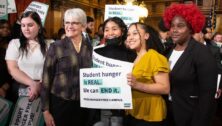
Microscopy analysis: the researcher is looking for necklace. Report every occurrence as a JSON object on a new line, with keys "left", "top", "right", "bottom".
{"left": 28, "top": 40, "right": 39, "bottom": 52}
{"left": 73, "top": 38, "right": 82, "bottom": 53}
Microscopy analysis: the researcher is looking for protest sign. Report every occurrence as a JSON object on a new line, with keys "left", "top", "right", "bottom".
{"left": 105, "top": 5, "right": 139, "bottom": 26}
{"left": 24, "top": 1, "right": 49, "bottom": 25}
{"left": 0, "top": 0, "right": 8, "bottom": 20}
{"left": 7, "top": 0, "right": 17, "bottom": 13}
{"left": 80, "top": 67, "right": 132, "bottom": 109}
{"left": 80, "top": 46, "right": 133, "bottom": 109}
{"left": 9, "top": 97, "right": 44, "bottom": 126}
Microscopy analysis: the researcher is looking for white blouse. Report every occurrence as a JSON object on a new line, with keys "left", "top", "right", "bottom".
{"left": 5, "top": 39, "right": 46, "bottom": 96}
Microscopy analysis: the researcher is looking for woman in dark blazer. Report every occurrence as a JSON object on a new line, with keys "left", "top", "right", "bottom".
{"left": 163, "top": 4, "right": 217, "bottom": 126}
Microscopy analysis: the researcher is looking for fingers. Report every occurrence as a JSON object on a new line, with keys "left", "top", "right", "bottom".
{"left": 215, "top": 90, "right": 221, "bottom": 99}
{"left": 127, "top": 73, "right": 135, "bottom": 87}
{"left": 51, "top": 119, "right": 56, "bottom": 126}
{"left": 44, "top": 111, "right": 56, "bottom": 126}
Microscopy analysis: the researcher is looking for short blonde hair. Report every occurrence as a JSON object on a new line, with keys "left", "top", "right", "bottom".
{"left": 64, "top": 8, "right": 87, "bottom": 26}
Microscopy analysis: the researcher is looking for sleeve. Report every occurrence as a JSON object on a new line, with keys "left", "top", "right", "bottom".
{"left": 151, "top": 51, "right": 170, "bottom": 76}
{"left": 40, "top": 43, "right": 56, "bottom": 111}
{"left": 191, "top": 46, "right": 217, "bottom": 126}
{"left": 5, "top": 39, "right": 20, "bottom": 61}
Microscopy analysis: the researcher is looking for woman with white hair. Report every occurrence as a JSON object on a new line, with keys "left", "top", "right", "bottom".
{"left": 40, "top": 8, "right": 92, "bottom": 126}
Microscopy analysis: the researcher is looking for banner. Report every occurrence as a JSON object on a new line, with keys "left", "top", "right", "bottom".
{"left": 7, "top": 0, "right": 17, "bottom": 13}
{"left": 105, "top": 5, "right": 139, "bottom": 26}
{"left": 92, "top": 45, "right": 134, "bottom": 69}
{"left": 0, "top": 0, "right": 8, "bottom": 20}
{"left": 24, "top": 1, "right": 49, "bottom": 26}
{"left": 80, "top": 46, "right": 133, "bottom": 109}
{"left": 0, "top": 97, "right": 12, "bottom": 126}
{"left": 80, "top": 67, "right": 132, "bottom": 109}
{"left": 9, "top": 97, "right": 44, "bottom": 126}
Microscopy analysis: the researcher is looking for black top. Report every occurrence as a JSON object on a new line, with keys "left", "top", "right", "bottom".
{"left": 95, "top": 45, "right": 136, "bottom": 63}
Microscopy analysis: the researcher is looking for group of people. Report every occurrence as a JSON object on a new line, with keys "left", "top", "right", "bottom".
{"left": 0, "top": 3, "right": 222, "bottom": 126}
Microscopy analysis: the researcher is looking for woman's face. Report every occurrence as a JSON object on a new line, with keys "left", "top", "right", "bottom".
{"left": 64, "top": 17, "right": 84, "bottom": 39}
{"left": 103, "top": 21, "right": 122, "bottom": 39}
{"left": 127, "top": 24, "right": 148, "bottom": 51}
{"left": 0, "top": 23, "right": 10, "bottom": 37}
{"left": 169, "top": 16, "right": 191, "bottom": 45}
{"left": 21, "top": 17, "right": 39, "bottom": 40}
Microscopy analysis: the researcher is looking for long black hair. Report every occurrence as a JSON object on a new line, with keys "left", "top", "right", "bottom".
{"left": 19, "top": 11, "right": 46, "bottom": 57}
{"left": 129, "top": 22, "right": 164, "bottom": 54}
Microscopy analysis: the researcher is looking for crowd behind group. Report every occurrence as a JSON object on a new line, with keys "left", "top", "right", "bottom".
{"left": 0, "top": 3, "right": 222, "bottom": 126}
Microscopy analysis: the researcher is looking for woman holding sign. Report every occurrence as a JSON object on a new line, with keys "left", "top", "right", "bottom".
{"left": 93, "top": 17, "right": 136, "bottom": 126}
{"left": 5, "top": 11, "right": 47, "bottom": 102}
{"left": 125, "top": 23, "right": 170, "bottom": 126}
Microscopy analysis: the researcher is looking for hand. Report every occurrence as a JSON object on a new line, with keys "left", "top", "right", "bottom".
{"left": 28, "top": 81, "right": 41, "bottom": 101}
{"left": 0, "top": 88, "right": 6, "bottom": 97}
{"left": 215, "top": 89, "right": 222, "bottom": 99}
{"left": 127, "top": 73, "right": 138, "bottom": 88}
{"left": 43, "top": 111, "right": 56, "bottom": 126}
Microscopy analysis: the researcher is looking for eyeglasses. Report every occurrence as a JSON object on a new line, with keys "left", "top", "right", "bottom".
{"left": 64, "top": 21, "right": 81, "bottom": 26}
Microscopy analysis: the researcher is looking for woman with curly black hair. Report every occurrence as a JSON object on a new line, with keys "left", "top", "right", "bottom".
{"left": 163, "top": 4, "right": 217, "bottom": 126}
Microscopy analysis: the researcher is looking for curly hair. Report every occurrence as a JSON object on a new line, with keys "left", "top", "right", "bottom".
{"left": 163, "top": 4, "right": 205, "bottom": 33}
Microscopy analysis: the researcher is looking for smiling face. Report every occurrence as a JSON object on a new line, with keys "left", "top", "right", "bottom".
{"left": 127, "top": 24, "right": 148, "bottom": 51}
{"left": 169, "top": 16, "right": 192, "bottom": 45}
{"left": 21, "top": 17, "right": 39, "bottom": 40}
{"left": 64, "top": 17, "right": 84, "bottom": 39}
{"left": 103, "top": 21, "right": 122, "bottom": 39}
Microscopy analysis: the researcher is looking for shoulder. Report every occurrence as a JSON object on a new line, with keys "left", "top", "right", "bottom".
{"left": 190, "top": 39, "right": 209, "bottom": 52}
{"left": 190, "top": 39, "right": 216, "bottom": 64}
{"left": 8, "top": 39, "right": 20, "bottom": 47}
{"left": 49, "top": 38, "right": 69, "bottom": 50}
{"left": 147, "top": 49, "right": 167, "bottom": 60}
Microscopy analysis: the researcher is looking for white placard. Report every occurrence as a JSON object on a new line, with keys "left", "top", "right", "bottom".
{"left": 80, "top": 67, "right": 132, "bottom": 109}
{"left": 24, "top": 1, "right": 49, "bottom": 25}
{"left": 7, "top": 0, "right": 17, "bottom": 13}
{"left": 105, "top": 5, "right": 139, "bottom": 26}
{"left": 0, "top": 0, "right": 8, "bottom": 20}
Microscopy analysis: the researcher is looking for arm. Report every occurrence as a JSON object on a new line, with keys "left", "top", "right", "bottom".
{"left": 6, "top": 60, "right": 38, "bottom": 87}
{"left": 0, "top": 83, "right": 10, "bottom": 97}
{"left": 127, "top": 72, "right": 170, "bottom": 94}
{"left": 6, "top": 61, "right": 40, "bottom": 100}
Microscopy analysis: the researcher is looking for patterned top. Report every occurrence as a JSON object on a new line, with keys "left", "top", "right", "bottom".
{"left": 41, "top": 37, "right": 92, "bottom": 111}
{"left": 126, "top": 49, "right": 170, "bottom": 121}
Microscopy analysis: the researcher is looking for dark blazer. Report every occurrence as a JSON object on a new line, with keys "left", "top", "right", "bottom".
{"left": 166, "top": 38, "right": 217, "bottom": 126}
{"left": 206, "top": 42, "right": 222, "bottom": 89}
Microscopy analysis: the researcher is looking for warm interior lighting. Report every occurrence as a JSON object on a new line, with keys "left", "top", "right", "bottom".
{"left": 122, "top": 0, "right": 149, "bottom": 18}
